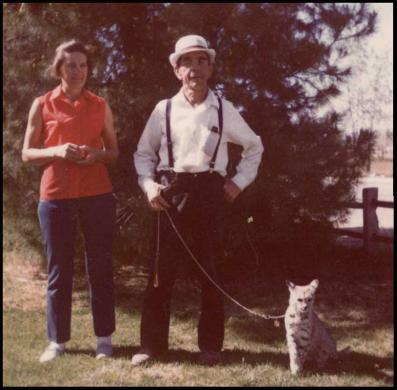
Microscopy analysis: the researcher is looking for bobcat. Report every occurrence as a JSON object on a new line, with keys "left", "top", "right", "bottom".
{"left": 284, "top": 279, "right": 337, "bottom": 374}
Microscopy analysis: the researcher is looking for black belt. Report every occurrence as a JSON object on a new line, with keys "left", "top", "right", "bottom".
{"left": 176, "top": 171, "right": 213, "bottom": 179}
{"left": 157, "top": 170, "right": 223, "bottom": 206}
{"left": 157, "top": 170, "right": 223, "bottom": 182}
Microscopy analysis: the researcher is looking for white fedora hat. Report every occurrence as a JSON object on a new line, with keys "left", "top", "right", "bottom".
{"left": 169, "top": 35, "right": 216, "bottom": 67}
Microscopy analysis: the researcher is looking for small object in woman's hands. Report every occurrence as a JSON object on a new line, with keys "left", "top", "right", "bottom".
{"left": 79, "top": 145, "right": 89, "bottom": 159}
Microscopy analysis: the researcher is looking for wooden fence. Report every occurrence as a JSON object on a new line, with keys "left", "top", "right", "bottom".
{"left": 334, "top": 187, "right": 394, "bottom": 252}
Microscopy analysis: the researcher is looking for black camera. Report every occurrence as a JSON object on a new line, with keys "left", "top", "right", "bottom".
{"left": 160, "top": 183, "right": 182, "bottom": 205}
{"left": 157, "top": 171, "right": 188, "bottom": 210}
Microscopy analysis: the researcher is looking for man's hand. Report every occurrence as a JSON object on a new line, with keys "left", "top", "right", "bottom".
{"left": 224, "top": 179, "right": 242, "bottom": 203}
{"left": 148, "top": 183, "right": 171, "bottom": 211}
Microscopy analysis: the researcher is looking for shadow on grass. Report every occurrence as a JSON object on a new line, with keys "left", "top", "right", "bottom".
{"left": 66, "top": 348, "right": 97, "bottom": 358}
{"left": 158, "top": 348, "right": 289, "bottom": 367}
{"left": 146, "top": 348, "right": 394, "bottom": 385}
{"left": 61, "top": 228, "right": 393, "bottom": 322}
{"left": 66, "top": 345, "right": 393, "bottom": 384}
{"left": 111, "top": 235, "right": 393, "bottom": 308}
{"left": 226, "top": 317, "right": 286, "bottom": 344}
{"left": 111, "top": 346, "right": 288, "bottom": 367}
{"left": 66, "top": 345, "right": 142, "bottom": 359}
{"left": 305, "top": 351, "right": 394, "bottom": 385}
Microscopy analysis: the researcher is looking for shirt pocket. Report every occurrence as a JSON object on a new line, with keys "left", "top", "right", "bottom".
{"left": 201, "top": 125, "right": 220, "bottom": 157}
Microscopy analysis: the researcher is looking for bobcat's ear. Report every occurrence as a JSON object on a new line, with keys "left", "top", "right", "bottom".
{"left": 310, "top": 279, "right": 319, "bottom": 290}
{"left": 286, "top": 280, "right": 295, "bottom": 290}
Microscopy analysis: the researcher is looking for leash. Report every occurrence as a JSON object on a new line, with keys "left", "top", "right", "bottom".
{"left": 161, "top": 209, "right": 285, "bottom": 322}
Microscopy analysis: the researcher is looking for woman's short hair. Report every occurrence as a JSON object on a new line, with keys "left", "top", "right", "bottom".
{"left": 48, "top": 40, "right": 92, "bottom": 79}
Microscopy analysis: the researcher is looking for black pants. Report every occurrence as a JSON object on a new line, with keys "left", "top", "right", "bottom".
{"left": 140, "top": 172, "right": 225, "bottom": 354}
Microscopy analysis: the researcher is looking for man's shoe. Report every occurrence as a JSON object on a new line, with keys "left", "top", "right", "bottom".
{"left": 96, "top": 343, "right": 113, "bottom": 359}
{"left": 39, "top": 343, "right": 64, "bottom": 363}
{"left": 199, "top": 351, "right": 221, "bottom": 365}
{"left": 131, "top": 351, "right": 153, "bottom": 366}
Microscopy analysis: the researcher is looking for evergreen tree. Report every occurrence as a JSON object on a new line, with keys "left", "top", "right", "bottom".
{"left": 3, "top": 3, "right": 97, "bottom": 256}
{"left": 3, "top": 3, "right": 377, "bottom": 264}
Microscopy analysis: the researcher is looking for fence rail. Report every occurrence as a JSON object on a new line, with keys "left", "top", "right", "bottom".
{"left": 376, "top": 200, "right": 394, "bottom": 208}
{"left": 335, "top": 187, "right": 394, "bottom": 252}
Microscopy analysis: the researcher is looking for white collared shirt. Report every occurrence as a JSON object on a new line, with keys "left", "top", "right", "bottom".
{"left": 134, "top": 88, "right": 264, "bottom": 200}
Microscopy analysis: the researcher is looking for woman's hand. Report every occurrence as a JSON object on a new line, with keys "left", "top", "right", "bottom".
{"left": 75, "top": 103, "right": 119, "bottom": 166}
{"left": 75, "top": 145, "right": 100, "bottom": 165}
{"left": 54, "top": 143, "right": 86, "bottom": 162}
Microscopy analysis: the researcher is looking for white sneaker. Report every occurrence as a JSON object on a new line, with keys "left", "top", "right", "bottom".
{"left": 96, "top": 343, "right": 113, "bottom": 359}
{"left": 39, "top": 343, "right": 64, "bottom": 363}
{"left": 131, "top": 351, "right": 152, "bottom": 366}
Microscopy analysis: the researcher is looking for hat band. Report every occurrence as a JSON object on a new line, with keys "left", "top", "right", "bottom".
{"left": 180, "top": 45, "right": 208, "bottom": 52}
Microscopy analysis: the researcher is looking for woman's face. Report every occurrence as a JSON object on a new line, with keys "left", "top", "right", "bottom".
{"left": 59, "top": 51, "right": 88, "bottom": 89}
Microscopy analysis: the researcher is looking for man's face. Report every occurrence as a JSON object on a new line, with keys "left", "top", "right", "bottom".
{"left": 174, "top": 50, "right": 213, "bottom": 91}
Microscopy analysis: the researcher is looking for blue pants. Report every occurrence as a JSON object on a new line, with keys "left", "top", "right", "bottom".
{"left": 38, "top": 192, "right": 116, "bottom": 343}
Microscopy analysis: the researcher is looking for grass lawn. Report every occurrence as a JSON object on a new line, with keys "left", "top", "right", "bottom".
{"left": 3, "top": 243, "right": 394, "bottom": 386}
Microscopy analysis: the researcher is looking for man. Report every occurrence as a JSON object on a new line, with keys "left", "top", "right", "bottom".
{"left": 132, "top": 34, "right": 263, "bottom": 365}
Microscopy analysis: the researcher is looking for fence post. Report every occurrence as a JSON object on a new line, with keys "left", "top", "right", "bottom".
{"left": 363, "top": 187, "right": 379, "bottom": 253}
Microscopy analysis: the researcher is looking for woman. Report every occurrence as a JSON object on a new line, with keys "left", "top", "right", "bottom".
{"left": 22, "top": 40, "right": 119, "bottom": 362}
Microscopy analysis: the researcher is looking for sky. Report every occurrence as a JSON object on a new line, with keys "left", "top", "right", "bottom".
{"left": 327, "top": 3, "right": 393, "bottom": 137}
{"left": 368, "top": 3, "right": 393, "bottom": 55}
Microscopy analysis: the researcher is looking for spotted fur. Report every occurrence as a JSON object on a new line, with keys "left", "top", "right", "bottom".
{"left": 284, "top": 279, "right": 337, "bottom": 374}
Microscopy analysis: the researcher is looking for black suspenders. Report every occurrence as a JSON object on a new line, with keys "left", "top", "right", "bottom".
{"left": 165, "top": 97, "right": 223, "bottom": 172}
{"left": 165, "top": 99, "right": 174, "bottom": 169}
{"left": 210, "top": 97, "right": 223, "bottom": 172}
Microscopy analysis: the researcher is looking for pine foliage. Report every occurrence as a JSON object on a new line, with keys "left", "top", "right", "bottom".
{"left": 3, "top": 3, "right": 377, "bottom": 263}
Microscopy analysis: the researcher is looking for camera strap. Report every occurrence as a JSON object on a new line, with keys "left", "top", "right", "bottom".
{"left": 165, "top": 96, "right": 223, "bottom": 172}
